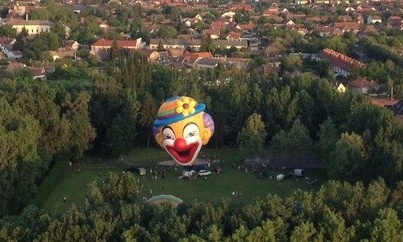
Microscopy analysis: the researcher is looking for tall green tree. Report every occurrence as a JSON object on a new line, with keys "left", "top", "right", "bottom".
{"left": 271, "top": 119, "right": 312, "bottom": 157}
{"left": 62, "top": 91, "right": 96, "bottom": 160}
{"left": 138, "top": 92, "right": 157, "bottom": 148}
{"left": 316, "top": 117, "right": 339, "bottom": 162}
{"left": 0, "top": 99, "right": 41, "bottom": 216}
{"left": 237, "top": 113, "right": 267, "bottom": 159}
{"left": 326, "top": 132, "right": 368, "bottom": 182}
{"left": 265, "top": 86, "right": 298, "bottom": 137}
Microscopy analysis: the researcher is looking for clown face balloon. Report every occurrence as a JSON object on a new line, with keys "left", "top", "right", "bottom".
{"left": 153, "top": 96, "right": 214, "bottom": 166}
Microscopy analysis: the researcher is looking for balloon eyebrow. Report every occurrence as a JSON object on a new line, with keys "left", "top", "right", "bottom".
{"left": 162, "top": 126, "right": 174, "bottom": 134}
{"left": 184, "top": 122, "right": 198, "bottom": 129}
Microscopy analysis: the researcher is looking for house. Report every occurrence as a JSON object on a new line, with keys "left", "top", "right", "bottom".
{"left": 167, "top": 48, "right": 185, "bottom": 57}
{"left": 3, "top": 46, "right": 23, "bottom": 59}
{"left": 8, "top": 4, "right": 27, "bottom": 16}
{"left": 236, "top": 22, "right": 254, "bottom": 33}
{"left": 213, "top": 39, "right": 248, "bottom": 50}
{"left": 296, "top": 28, "right": 309, "bottom": 36}
{"left": 99, "top": 22, "right": 110, "bottom": 31}
{"left": 336, "top": 83, "right": 346, "bottom": 93}
{"left": 90, "top": 38, "right": 143, "bottom": 60}
{"left": 315, "top": 26, "right": 335, "bottom": 37}
{"left": 4, "top": 50, "right": 22, "bottom": 60}
{"left": 204, "top": 28, "right": 220, "bottom": 40}
{"left": 73, "top": 4, "right": 87, "bottom": 14}
{"left": 219, "top": 57, "right": 250, "bottom": 70}
{"left": 29, "top": 67, "right": 46, "bottom": 80}
{"left": 345, "top": 6, "right": 355, "bottom": 12}
{"left": 334, "top": 22, "right": 360, "bottom": 33}
{"left": 0, "top": 37, "right": 16, "bottom": 50}
{"left": 221, "top": 11, "right": 236, "bottom": 20}
{"left": 387, "top": 16, "right": 402, "bottom": 26}
{"left": 226, "top": 32, "right": 242, "bottom": 41}
{"left": 390, "top": 100, "right": 403, "bottom": 122}
{"left": 149, "top": 38, "right": 201, "bottom": 51}
{"left": 180, "top": 51, "right": 213, "bottom": 68}
{"left": 263, "top": 6, "right": 280, "bottom": 15}
{"left": 315, "top": 48, "right": 365, "bottom": 78}
{"left": 348, "top": 77, "right": 377, "bottom": 94}
{"left": 64, "top": 40, "right": 80, "bottom": 51}
{"left": 157, "top": 51, "right": 171, "bottom": 63}
{"left": 5, "top": 61, "right": 25, "bottom": 73}
{"left": 6, "top": 20, "right": 55, "bottom": 35}
{"left": 48, "top": 48, "right": 76, "bottom": 61}
{"left": 195, "top": 58, "right": 219, "bottom": 69}
{"left": 295, "top": 0, "right": 309, "bottom": 4}
{"left": 138, "top": 49, "right": 160, "bottom": 62}
{"left": 367, "top": 15, "right": 382, "bottom": 24}
{"left": 372, "top": 99, "right": 403, "bottom": 122}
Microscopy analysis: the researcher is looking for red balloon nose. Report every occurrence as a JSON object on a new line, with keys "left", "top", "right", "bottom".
{"left": 174, "top": 138, "right": 187, "bottom": 151}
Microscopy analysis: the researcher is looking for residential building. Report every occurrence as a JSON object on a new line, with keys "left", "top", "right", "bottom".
{"left": 315, "top": 48, "right": 365, "bottom": 77}
{"left": 90, "top": 38, "right": 143, "bottom": 60}
{"left": 6, "top": 20, "right": 54, "bottom": 35}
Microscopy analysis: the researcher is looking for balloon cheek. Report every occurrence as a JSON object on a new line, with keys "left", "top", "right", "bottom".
{"left": 201, "top": 129, "right": 212, "bottom": 145}
{"left": 155, "top": 133, "right": 165, "bottom": 148}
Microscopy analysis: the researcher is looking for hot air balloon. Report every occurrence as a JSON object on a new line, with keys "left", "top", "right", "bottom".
{"left": 153, "top": 96, "right": 214, "bottom": 167}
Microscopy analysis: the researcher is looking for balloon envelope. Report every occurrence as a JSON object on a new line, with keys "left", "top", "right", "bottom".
{"left": 153, "top": 96, "right": 214, "bottom": 166}
{"left": 146, "top": 194, "right": 183, "bottom": 207}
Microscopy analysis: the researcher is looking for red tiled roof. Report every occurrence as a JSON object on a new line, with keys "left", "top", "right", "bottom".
{"left": 348, "top": 77, "right": 376, "bottom": 88}
{"left": 372, "top": 98, "right": 400, "bottom": 107}
{"left": 0, "top": 37, "right": 15, "bottom": 46}
{"left": 182, "top": 52, "right": 213, "bottom": 64}
{"left": 92, "top": 38, "right": 138, "bottom": 48}
{"left": 319, "top": 48, "right": 365, "bottom": 72}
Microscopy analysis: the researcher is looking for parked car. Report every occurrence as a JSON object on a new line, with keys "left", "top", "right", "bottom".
{"left": 197, "top": 170, "right": 212, "bottom": 176}
{"left": 126, "top": 166, "right": 146, "bottom": 175}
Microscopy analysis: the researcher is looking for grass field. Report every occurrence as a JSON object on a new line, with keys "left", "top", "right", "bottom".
{"left": 42, "top": 148, "right": 326, "bottom": 214}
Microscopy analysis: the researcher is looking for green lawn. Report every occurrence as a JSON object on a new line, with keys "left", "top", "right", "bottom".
{"left": 42, "top": 148, "right": 326, "bottom": 214}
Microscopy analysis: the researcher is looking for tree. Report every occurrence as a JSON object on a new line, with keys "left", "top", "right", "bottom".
{"left": 237, "top": 113, "right": 267, "bottom": 160}
{"left": 318, "top": 207, "right": 355, "bottom": 241}
{"left": 370, "top": 208, "right": 403, "bottom": 241}
{"left": 326, "top": 132, "right": 368, "bottom": 182}
{"left": 23, "top": 32, "right": 61, "bottom": 60}
{"left": 62, "top": 91, "right": 96, "bottom": 160}
{"left": 0, "top": 24, "right": 16, "bottom": 37}
{"left": 138, "top": 92, "right": 157, "bottom": 148}
{"left": 271, "top": 119, "right": 312, "bottom": 157}
{"left": 265, "top": 86, "right": 298, "bottom": 137}
{"left": 104, "top": 89, "right": 140, "bottom": 156}
{"left": 157, "top": 25, "right": 178, "bottom": 39}
{"left": 109, "top": 40, "right": 121, "bottom": 60}
{"left": 281, "top": 54, "right": 303, "bottom": 73}
{"left": 88, "top": 171, "right": 139, "bottom": 203}
{"left": 200, "top": 34, "right": 213, "bottom": 52}
{"left": 0, "top": 98, "right": 41, "bottom": 216}
{"left": 316, "top": 117, "right": 339, "bottom": 162}
{"left": 290, "top": 222, "right": 317, "bottom": 242}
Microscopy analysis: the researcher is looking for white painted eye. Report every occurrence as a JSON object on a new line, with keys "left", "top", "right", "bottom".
{"left": 183, "top": 123, "right": 199, "bottom": 138}
{"left": 163, "top": 128, "right": 175, "bottom": 140}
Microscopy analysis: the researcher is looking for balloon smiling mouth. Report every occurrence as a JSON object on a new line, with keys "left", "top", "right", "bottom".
{"left": 167, "top": 143, "right": 198, "bottom": 165}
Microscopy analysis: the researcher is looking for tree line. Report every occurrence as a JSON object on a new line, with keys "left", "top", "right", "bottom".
{"left": 1, "top": 172, "right": 403, "bottom": 241}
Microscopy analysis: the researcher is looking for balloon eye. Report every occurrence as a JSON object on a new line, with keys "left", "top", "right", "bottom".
{"left": 186, "top": 132, "right": 196, "bottom": 138}
{"left": 183, "top": 124, "right": 199, "bottom": 138}
{"left": 162, "top": 128, "right": 175, "bottom": 141}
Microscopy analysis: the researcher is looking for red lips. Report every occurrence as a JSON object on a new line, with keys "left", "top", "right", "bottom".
{"left": 167, "top": 138, "right": 198, "bottom": 164}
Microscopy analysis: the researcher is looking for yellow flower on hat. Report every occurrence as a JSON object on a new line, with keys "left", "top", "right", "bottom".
{"left": 176, "top": 97, "right": 196, "bottom": 116}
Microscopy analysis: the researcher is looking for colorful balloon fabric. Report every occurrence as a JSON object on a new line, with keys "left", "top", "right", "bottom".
{"left": 153, "top": 96, "right": 214, "bottom": 166}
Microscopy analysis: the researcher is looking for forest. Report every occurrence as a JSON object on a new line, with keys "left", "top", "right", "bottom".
{"left": 0, "top": 49, "right": 403, "bottom": 240}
